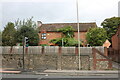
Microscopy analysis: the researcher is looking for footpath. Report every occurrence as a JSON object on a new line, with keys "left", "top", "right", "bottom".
{"left": 0, "top": 68, "right": 119, "bottom": 76}
{"left": 36, "top": 70, "right": 119, "bottom": 76}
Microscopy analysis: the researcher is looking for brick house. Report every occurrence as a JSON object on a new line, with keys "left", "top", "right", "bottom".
{"left": 38, "top": 21, "right": 97, "bottom": 46}
{"left": 109, "top": 25, "right": 120, "bottom": 62}
{"left": 111, "top": 25, "right": 120, "bottom": 50}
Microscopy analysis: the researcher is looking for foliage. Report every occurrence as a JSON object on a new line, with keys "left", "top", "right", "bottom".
{"left": 57, "top": 26, "right": 75, "bottom": 38}
{"left": 15, "top": 16, "right": 37, "bottom": 30}
{"left": 50, "top": 26, "right": 79, "bottom": 46}
{"left": 2, "top": 17, "right": 39, "bottom": 46}
{"left": 2, "top": 22, "right": 17, "bottom": 46}
{"left": 86, "top": 28, "right": 107, "bottom": 46}
{"left": 15, "top": 25, "right": 39, "bottom": 46}
{"left": 14, "top": 17, "right": 39, "bottom": 46}
{"left": 101, "top": 17, "right": 120, "bottom": 40}
{"left": 40, "top": 44, "right": 49, "bottom": 46}
{"left": 50, "top": 38, "right": 78, "bottom": 46}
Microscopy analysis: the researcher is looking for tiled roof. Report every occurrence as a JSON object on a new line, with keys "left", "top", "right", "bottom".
{"left": 40, "top": 22, "right": 97, "bottom": 32}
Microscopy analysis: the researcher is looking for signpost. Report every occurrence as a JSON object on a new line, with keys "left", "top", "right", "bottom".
{"left": 103, "top": 39, "right": 111, "bottom": 48}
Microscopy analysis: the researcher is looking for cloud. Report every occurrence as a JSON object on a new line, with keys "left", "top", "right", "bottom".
{"left": 0, "top": 3, "right": 2, "bottom": 31}
{"left": 0, "top": 0, "right": 119, "bottom": 31}
{"left": 1, "top": 0, "right": 68, "bottom": 3}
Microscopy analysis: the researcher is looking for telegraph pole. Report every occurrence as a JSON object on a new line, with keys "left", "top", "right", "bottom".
{"left": 76, "top": 0, "right": 81, "bottom": 70}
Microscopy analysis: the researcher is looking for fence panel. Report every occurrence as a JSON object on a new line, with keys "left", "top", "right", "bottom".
{"left": 44, "top": 46, "right": 59, "bottom": 54}
{"left": 61, "top": 47, "right": 75, "bottom": 55}
{"left": 28, "top": 46, "right": 42, "bottom": 54}
{"left": 12, "top": 46, "right": 23, "bottom": 54}
{"left": 2, "top": 46, "right": 11, "bottom": 54}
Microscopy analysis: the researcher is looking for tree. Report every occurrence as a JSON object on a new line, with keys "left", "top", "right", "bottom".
{"left": 15, "top": 18, "right": 39, "bottom": 46}
{"left": 101, "top": 17, "right": 120, "bottom": 40}
{"left": 86, "top": 28, "right": 107, "bottom": 46}
{"left": 2, "top": 22, "right": 16, "bottom": 46}
{"left": 15, "top": 17, "right": 37, "bottom": 30}
{"left": 50, "top": 26, "right": 79, "bottom": 46}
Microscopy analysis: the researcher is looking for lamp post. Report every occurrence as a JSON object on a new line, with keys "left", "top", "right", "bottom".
{"left": 76, "top": 0, "right": 81, "bottom": 70}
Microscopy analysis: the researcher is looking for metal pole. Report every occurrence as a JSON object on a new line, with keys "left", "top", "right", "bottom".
{"left": 76, "top": 0, "right": 81, "bottom": 70}
{"left": 23, "top": 37, "right": 25, "bottom": 70}
{"left": 62, "top": 38, "right": 64, "bottom": 47}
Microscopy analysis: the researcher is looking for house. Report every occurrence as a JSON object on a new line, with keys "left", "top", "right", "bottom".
{"left": 38, "top": 21, "right": 97, "bottom": 46}
{"left": 111, "top": 25, "right": 120, "bottom": 50}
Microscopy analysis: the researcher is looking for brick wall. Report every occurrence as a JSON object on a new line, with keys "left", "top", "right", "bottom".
{"left": 112, "top": 26, "right": 120, "bottom": 50}
{"left": 39, "top": 31, "right": 87, "bottom": 46}
{"left": 112, "top": 33, "right": 119, "bottom": 50}
{"left": 39, "top": 32, "right": 62, "bottom": 45}
{"left": 74, "top": 32, "right": 87, "bottom": 46}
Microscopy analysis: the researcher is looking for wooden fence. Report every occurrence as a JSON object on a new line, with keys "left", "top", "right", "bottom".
{"left": 1, "top": 46, "right": 104, "bottom": 55}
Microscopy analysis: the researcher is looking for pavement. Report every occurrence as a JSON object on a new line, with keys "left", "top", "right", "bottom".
{"left": 1, "top": 73, "right": 119, "bottom": 80}
{"left": 44, "top": 70, "right": 119, "bottom": 73}
{"left": 35, "top": 70, "right": 120, "bottom": 76}
{"left": 0, "top": 68, "right": 119, "bottom": 76}
{"left": 1, "top": 69, "right": 120, "bottom": 80}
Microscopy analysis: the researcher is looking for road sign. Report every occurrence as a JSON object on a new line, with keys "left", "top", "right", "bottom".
{"left": 103, "top": 39, "right": 111, "bottom": 48}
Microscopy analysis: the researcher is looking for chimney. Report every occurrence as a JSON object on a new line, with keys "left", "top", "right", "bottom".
{"left": 37, "top": 21, "right": 42, "bottom": 27}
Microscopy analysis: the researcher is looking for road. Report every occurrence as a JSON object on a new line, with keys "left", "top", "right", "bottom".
{"left": 1, "top": 74, "right": 119, "bottom": 80}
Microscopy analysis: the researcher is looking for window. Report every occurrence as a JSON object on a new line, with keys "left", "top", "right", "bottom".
{"left": 41, "top": 33, "right": 46, "bottom": 40}
{"left": 42, "top": 33, "right": 46, "bottom": 36}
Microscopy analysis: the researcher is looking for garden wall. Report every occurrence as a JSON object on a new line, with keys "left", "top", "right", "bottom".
{"left": 1, "top": 46, "right": 111, "bottom": 70}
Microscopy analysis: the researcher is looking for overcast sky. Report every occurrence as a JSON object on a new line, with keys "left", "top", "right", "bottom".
{"left": 0, "top": 0, "right": 119, "bottom": 31}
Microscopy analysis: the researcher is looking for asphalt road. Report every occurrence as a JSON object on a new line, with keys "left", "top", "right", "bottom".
{"left": 2, "top": 78, "right": 37, "bottom": 80}
{"left": 1, "top": 78, "right": 119, "bottom": 80}
{"left": 40, "top": 78, "right": 118, "bottom": 80}
{"left": 1, "top": 74, "right": 119, "bottom": 80}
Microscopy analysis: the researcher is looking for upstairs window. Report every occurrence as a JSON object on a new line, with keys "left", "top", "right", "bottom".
{"left": 41, "top": 33, "right": 46, "bottom": 40}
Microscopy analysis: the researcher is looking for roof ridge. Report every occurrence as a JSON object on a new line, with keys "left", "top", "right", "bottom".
{"left": 42, "top": 22, "right": 96, "bottom": 25}
{"left": 40, "top": 22, "right": 97, "bottom": 32}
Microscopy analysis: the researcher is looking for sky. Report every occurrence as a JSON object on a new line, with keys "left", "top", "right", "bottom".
{"left": 0, "top": 0, "right": 119, "bottom": 31}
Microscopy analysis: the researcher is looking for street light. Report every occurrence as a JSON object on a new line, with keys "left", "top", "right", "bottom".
{"left": 76, "top": 0, "right": 81, "bottom": 70}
